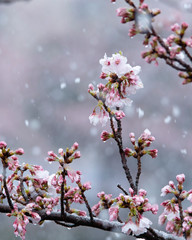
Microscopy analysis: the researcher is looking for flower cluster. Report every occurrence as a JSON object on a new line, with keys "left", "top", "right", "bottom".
{"left": 113, "top": 0, "right": 192, "bottom": 85}
{"left": 0, "top": 141, "right": 91, "bottom": 240}
{"left": 125, "top": 129, "right": 158, "bottom": 159}
{"left": 92, "top": 188, "right": 158, "bottom": 236}
{"left": 116, "top": 0, "right": 160, "bottom": 37}
{"left": 88, "top": 52, "right": 143, "bottom": 126}
{"left": 159, "top": 174, "right": 192, "bottom": 239}
{"left": 7, "top": 204, "right": 41, "bottom": 240}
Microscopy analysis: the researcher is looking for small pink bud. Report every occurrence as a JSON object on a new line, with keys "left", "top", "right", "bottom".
{"left": 11, "top": 156, "right": 18, "bottom": 161}
{"left": 73, "top": 151, "right": 81, "bottom": 159}
{"left": 116, "top": 7, "right": 128, "bottom": 17}
{"left": 151, "top": 204, "right": 158, "bottom": 214}
{"left": 0, "top": 141, "right": 7, "bottom": 149}
{"left": 169, "top": 181, "right": 176, "bottom": 189}
{"left": 88, "top": 83, "right": 94, "bottom": 90}
{"left": 15, "top": 148, "right": 24, "bottom": 155}
{"left": 72, "top": 142, "right": 79, "bottom": 150}
{"left": 176, "top": 174, "right": 185, "bottom": 184}
{"left": 148, "top": 149, "right": 158, "bottom": 158}
{"left": 139, "top": 189, "right": 147, "bottom": 196}
{"left": 100, "top": 72, "right": 108, "bottom": 79}
{"left": 129, "top": 188, "right": 134, "bottom": 196}
{"left": 48, "top": 151, "right": 57, "bottom": 158}
{"left": 97, "top": 83, "right": 105, "bottom": 91}
{"left": 171, "top": 23, "right": 180, "bottom": 33}
{"left": 101, "top": 131, "right": 111, "bottom": 142}
{"left": 58, "top": 148, "right": 64, "bottom": 156}
{"left": 124, "top": 147, "right": 133, "bottom": 157}
{"left": 181, "top": 22, "right": 188, "bottom": 30}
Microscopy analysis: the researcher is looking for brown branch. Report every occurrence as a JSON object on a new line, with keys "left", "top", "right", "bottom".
{"left": 135, "top": 154, "right": 141, "bottom": 193}
{"left": 3, "top": 166, "right": 14, "bottom": 210}
{"left": 79, "top": 185, "right": 94, "bottom": 222}
{"left": 0, "top": 204, "right": 185, "bottom": 240}
{"left": 0, "top": 0, "right": 30, "bottom": 3}
{"left": 107, "top": 111, "right": 136, "bottom": 193}
{"left": 117, "top": 184, "right": 128, "bottom": 195}
{"left": 151, "top": 27, "right": 192, "bottom": 72}
{"left": 61, "top": 168, "right": 65, "bottom": 217}
{"left": 124, "top": 0, "right": 136, "bottom": 8}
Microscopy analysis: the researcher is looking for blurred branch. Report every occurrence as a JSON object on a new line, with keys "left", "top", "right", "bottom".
{"left": 0, "top": 0, "right": 30, "bottom": 4}
{"left": 0, "top": 203, "right": 185, "bottom": 240}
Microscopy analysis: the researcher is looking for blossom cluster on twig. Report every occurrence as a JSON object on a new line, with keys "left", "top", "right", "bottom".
{"left": 112, "top": 0, "right": 192, "bottom": 84}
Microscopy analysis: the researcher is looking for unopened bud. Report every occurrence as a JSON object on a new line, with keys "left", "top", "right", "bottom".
{"left": 0, "top": 141, "right": 7, "bottom": 149}
{"left": 15, "top": 148, "right": 24, "bottom": 155}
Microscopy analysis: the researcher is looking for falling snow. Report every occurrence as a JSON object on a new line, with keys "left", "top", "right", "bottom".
{"left": 60, "top": 82, "right": 67, "bottom": 89}
{"left": 136, "top": 107, "right": 144, "bottom": 118}
{"left": 172, "top": 106, "right": 180, "bottom": 118}
{"left": 180, "top": 149, "right": 187, "bottom": 155}
{"left": 75, "top": 77, "right": 80, "bottom": 84}
{"left": 164, "top": 115, "right": 172, "bottom": 124}
{"left": 25, "top": 120, "right": 29, "bottom": 127}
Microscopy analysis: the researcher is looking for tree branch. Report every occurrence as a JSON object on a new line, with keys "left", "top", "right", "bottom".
{"left": 0, "top": 0, "right": 30, "bottom": 3}
{"left": 0, "top": 204, "right": 185, "bottom": 240}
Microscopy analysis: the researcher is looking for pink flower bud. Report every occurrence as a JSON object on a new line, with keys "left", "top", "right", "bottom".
{"left": 129, "top": 188, "right": 134, "bottom": 196}
{"left": 97, "top": 83, "right": 105, "bottom": 91}
{"left": 73, "top": 151, "right": 81, "bottom": 159}
{"left": 101, "top": 131, "right": 111, "bottom": 142}
{"left": 169, "top": 181, "right": 176, "bottom": 189}
{"left": 116, "top": 7, "right": 128, "bottom": 17}
{"left": 100, "top": 72, "right": 108, "bottom": 79}
{"left": 109, "top": 206, "right": 119, "bottom": 221}
{"left": 124, "top": 147, "right": 133, "bottom": 157}
{"left": 72, "top": 142, "right": 79, "bottom": 150}
{"left": 176, "top": 174, "right": 185, "bottom": 184}
{"left": 171, "top": 23, "right": 180, "bottom": 33}
{"left": 48, "top": 151, "right": 57, "bottom": 158}
{"left": 181, "top": 22, "right": 188, "bottom": 30}
{"left": 148, "top": 149, "right": 158, "bottom": 158}
{"left": 139, "top": 189, "right": 147, "bottom": 197}
{"left": 0, "top": 141, "right": 7, "bottom": 149}
{"left": 88, "top": 83, "right": 94, "bottom": 91}
{"left": 83, "top": 181, "right": 92, "bottom": 190}
{"left": 11, "top": 156, "right": 18, "bottom": 161}
{"left": 58, "top": 148, "right": 64, "bottom": 156}
{"left": 15, "top": 148, "right": 24, "bottom": 155}
{"left": 151, "top": 204, "right": 158, "bottom": 214}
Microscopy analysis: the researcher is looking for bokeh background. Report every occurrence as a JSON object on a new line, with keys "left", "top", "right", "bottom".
{"left": 0, "top": 0, "right": 192, "bottom": 239}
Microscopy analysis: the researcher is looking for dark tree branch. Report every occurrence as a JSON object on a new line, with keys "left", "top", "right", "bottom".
{"left": 0, "top": 0, "right": 30, "bottom": 3}
{"left": 0, "top": 204, "right": 185, "bottom": 240}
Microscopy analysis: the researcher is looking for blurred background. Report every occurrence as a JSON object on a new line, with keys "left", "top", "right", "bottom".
{"left": 0, "top": 0, "right": 192, "bottom": 239}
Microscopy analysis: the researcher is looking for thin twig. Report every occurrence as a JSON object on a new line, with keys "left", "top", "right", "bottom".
{"left": 3, "top": 166, "right": 14, "bottom": 210}
{"left": 79, "top": 185, "right": 94, "bottom": 222}
{"left": 151, "top": 27, "right": 192, "bottom": 72}
{"left": 61, "top": 168, "right": 66, "bottom": 217}
{"left": 124, "top": 0, "right": 136, "bottom": 8}
{"left": 135, "top": 154, "right": 141, "bottom": 194}
{"left": 177, "top": 197, "right": 186, "bottom": 239}
{"left": 19, "top": 172, "right": 29, "bottom": 203}
{"left": 108, "top": 112, "right": 136, "bottom": 193}
{"left": 117, "top": 184, "right": 128, "bottom": 195}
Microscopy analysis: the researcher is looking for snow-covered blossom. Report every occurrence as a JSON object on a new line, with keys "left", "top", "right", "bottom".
{"left": 89, "top": 52, "right": 143, "bottom": 126}
{"left": 122, "top": 217, "right": 152, "bottom": 236}
{"left": 89, "top": 110, "right": 109, "bottom": 127}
